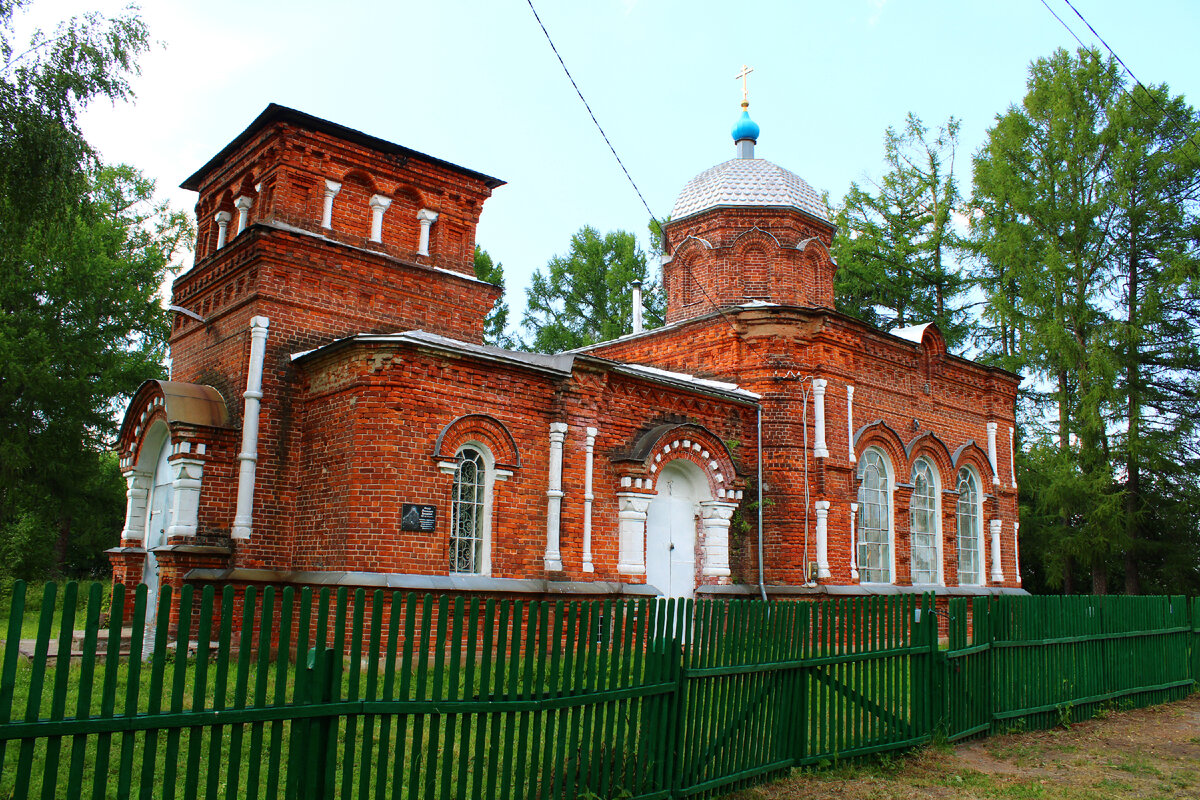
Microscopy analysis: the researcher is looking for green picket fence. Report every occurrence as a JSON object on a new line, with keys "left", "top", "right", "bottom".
{"left": 0, "top": 582, "right": 1196, "bottom": 799}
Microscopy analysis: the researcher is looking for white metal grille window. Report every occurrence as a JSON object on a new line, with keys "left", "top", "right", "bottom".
{"left": 957, "top": 467, "right": 982, "bottom": 585}
{"left": 910, "top": 458, "right": 940, "bottom": 584}
{"left": 856, "top": 448, "right": 891, "bottom": 583}
{"left": 450, "top": 447, "right": 486, "bottom": 574}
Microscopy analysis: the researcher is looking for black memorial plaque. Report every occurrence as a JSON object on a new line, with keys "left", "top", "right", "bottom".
{"left": 400, "top": 503, "right": 437, "bottom": 532}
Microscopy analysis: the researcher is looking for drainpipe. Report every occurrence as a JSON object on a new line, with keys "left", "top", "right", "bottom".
{"left": 232, "top": 316, "right": 270, "bottom": 540}
{"left": 757, "top": 404, "right": 767, "bottom": 602}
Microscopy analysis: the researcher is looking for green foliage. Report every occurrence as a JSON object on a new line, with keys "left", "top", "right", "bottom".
{"left": 0, "top": 3, "right": 191, "bottom": 578}
{"left": 520, "top": 226, "right": 663, "bottom": 353}
{"left": 971, "top": 48, "right": 1200, "bottom": 593}
{"left": 473, "top": 244, "right": 516, "bottom": 348}
{"left": 832, "top": 114, "right": 969, "bottom": 350}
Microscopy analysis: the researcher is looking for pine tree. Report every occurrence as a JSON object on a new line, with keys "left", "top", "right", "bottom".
{"left": 833, "top": 114, "right": 969, "bottom": 349}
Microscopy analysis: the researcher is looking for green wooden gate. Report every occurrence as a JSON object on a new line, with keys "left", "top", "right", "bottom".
{"left": 1, "top": 582, "right": 1196, "bottom": 798}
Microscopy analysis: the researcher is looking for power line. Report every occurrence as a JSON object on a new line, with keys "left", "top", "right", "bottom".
{"left": 1061, "top": 0, "right": 1200, "bottom": 164}
{"left": 523, "top": 0, "right": 658, "bottom": 223}
{"left": 1036, "top": 0, "right": 1200, "bottom": 171}
{"left": 522, "top": 1, "right": 751, "bottom": 342}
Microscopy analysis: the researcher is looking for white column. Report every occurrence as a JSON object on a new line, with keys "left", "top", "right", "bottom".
{"left": 1009, "top": 426, "right": 1017, "bottom": 489}
{"left": 849, "top": 502, "right": 859, "bottom": 580}
{"left": 166, "top": 457, "right": 205, "bottom": 537}
{"left": 214, "top": 211, "right": 232, "bottom": 250}
{"left": 321, "top": 179, "right": 341, "bottom": 229}
{"left": 987, "top": 421, "right": 1000, "bottom": 485}
{"left": 234, "top": 195, "right": 253, "bottom": 235}
{"left": 1014, "top": 521, "right": 1022, "bottom": 584}
{"left": 814, "top": 500, "right": 831, "bottom": 578}
{"left": 847, "top": 385, "right": 856, "bottom": 463}
{"left": 699, "top": 500, "right": 738, "bottom": 578}
{"left": 232, "top": 316, "right": 270, "bottom": 539}
{"left": 369, "top": 194, "right": 392, "bottom": 243}
{"left": 617, "top": 493, "right": 651, "bottom": 575}
{"left": 582, "top": 427, "right": 597, "bottom": 573}
{"left": 812, "top": 378, "right": 829, "bottom": 458}
{"left": 417, "top": 208, "right": 439, "bottom": 255}
{"left": 121, "top": 470, "right": 152, "bottom": 541}
{"left": 990, "top": 518, "right": 1004, "bottom": 583}
{"left": 544, "top": 422, "right": 567, "bottom": 571}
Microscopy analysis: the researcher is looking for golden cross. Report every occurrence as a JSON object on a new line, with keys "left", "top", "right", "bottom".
{"left": 736, "top": 64, "right": 754, "bottom": 107}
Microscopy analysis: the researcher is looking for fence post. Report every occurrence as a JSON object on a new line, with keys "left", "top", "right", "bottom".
{"left": 292, "top": 645, "right": 340, "bottom": 800}
{"left": 916, "top": 594, "right": 941, "bottom": 742}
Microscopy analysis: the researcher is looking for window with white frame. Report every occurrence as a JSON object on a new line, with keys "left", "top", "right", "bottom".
{"left": 910, "top": 458, "right": 941, "bottom": 584}
{"left": 450, "top": 445, "right": 490, "bottom": 574}
{"left": 856, "top": 448, "right": 892, "bottom": 583}
{"left": 956, "top": 467, "right": 983, "bottom": 585}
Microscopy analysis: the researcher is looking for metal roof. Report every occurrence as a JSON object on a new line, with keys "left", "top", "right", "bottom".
{"left": 670, "top": 158, "right": 830, "bottom": 224}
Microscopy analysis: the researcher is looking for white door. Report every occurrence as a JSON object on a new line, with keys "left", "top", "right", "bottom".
{"left": 646, "top": 462, "right": 701, "bottom": 601}
{"left": 142, "top": 438, "right": 173, "bottom": 614}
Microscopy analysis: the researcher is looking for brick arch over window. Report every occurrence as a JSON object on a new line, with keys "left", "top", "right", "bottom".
{"left": 614, "top": 423, "right": 743, "bottom": 501}
{"left": 905, "top": 431, "right": 955, "bottom": 477}
{"left": 952, "top": 440, "right": 996, "bottom": 485}
{"left": 432, "top": 414, "right": 521, "bottom": 472}
{"left": 852, "top": 419, "right": 907, "bottom": 468}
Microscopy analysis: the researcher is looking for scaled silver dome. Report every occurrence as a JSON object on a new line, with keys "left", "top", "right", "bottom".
{"left": 670, "top": 158, "right": 829, "bottom": 224}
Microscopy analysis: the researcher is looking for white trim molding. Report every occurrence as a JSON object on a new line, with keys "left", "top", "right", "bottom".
{"left": 812, "top": 379, "right": 829, "bottom": 458}
{"left": 582, "top": 427, "right": 597, "bottom": 573}
{"left": 987, "top": 421, "right": 1000, "bottom": 485}
{"left": 544, "top": 422, "right": 568, "bottom": 571}
{"left": 849, "top": 502, "right": 859, "bottom": 581}
{"left": 321, "top": 179, "right": 342, "bottom": 229}
{"left": 417, "top": 208, "right": 439, "bottom": 255}
{"left": 232, "top": 316, "right": 270, "bottom": 539}
{"left": 699, "top": 500, "right": 738, "bottom": 578}
{"left": 166, "top": 457, "right": 205, "bottom": 537}
{"left": 234, "top": 195, "right": 253, "bottom": 235}
{"left": 214, "top": 210, "right": 232, "bottom": 250}
{"left": 616, "top": 492, "right": 652, "bottom": 575}
{"left": 846, "top": 385, "right": 856, "bottom": 463}
{"left": 814, "top": 500, "right": 831, "bottom": 578}
{"left": 989, "top": 518, "right": 1004, "bottom": 583}
{"left": 369, "top": 194, "right": 392, "bottom": 243}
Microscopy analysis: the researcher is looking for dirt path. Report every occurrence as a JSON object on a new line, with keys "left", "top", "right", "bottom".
{"left": 732, "top": 693, "right": 1200, "bottom": 800}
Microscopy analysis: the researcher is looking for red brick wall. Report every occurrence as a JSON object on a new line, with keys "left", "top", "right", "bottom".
{"left": 588, "top": 305, "right": 1021, "bottom": 590}
{"left": 662, "top": 207, "right": 836, "bottom": 323}
{"left": 285, "top": 342, "right": 756, "bottom": 582}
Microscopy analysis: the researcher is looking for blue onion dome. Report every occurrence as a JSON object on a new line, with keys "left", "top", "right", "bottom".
{"left": 731, "top": 109, "right": 760, "bottom": 142}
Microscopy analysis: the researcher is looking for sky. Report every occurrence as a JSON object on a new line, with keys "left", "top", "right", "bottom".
{"left": 16, "top": 0, "right": 1200, "bottom": 331}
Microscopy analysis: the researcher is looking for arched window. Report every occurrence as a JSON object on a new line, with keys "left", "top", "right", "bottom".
{"left": 857, "top": 448, "right": 893, "bottom": 583}
{"left": 910, "top": 458, "right": 941, "bottom": 585}
{"left": 956, "top": 467, "right": 983, "bottom": 585}
{"left": 450, "top": 445, "right": 491, "bottom": 574}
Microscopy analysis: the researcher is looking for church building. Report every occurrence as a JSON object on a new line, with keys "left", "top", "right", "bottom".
{"left": 109, "top": 101, "right": 1025, "bottom": 615}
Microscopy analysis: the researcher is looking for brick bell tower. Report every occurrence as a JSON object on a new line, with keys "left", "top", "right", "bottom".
{"left": 659, "top": 99, "right": 838, "bottom": 324}
{"left": 110, "top": 106, "right": 506, "bottom": 597}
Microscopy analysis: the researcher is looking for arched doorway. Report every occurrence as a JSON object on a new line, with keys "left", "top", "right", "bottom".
{"left": 645, "top": 460, "right": 708, "bottom": 601}
{"left": 140, "top": 424, "right": 174, "bottom": 613}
